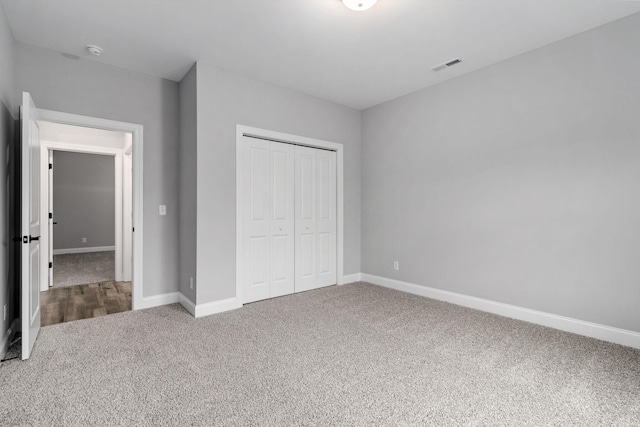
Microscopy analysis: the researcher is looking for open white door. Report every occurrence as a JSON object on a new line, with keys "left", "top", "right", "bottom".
{"left": 48, "top": 150, "right": 53, "bottom": 288}
{"left": 21, "top": 92, "right": 42, "bottom": 360}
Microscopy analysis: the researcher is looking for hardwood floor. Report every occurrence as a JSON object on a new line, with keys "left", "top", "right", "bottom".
{"left": 40, "top": 281, "right": 132, "bottom": 327}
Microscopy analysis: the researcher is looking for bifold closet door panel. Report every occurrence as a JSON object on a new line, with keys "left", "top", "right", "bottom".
{"left": 316, "top": 149, "right": 337, "bottom": 288}
{"left": 294, "top": 146, "right": 317, "bottom": 292}
{"left": 295, "top": 146, "right": 337, "bottom": 293}
{"left": 269, "top": 142, "right": 295, "bottom": 299}
{"left": 241, "top": 138, "right": 294, "bottom": 303}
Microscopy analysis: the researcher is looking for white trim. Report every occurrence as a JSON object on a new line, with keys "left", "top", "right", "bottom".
{"left": 1, "top": 319, "right": 19, "bottom": 361}
{"left": 40, "top": 141, "right": 125, "bottom": 287}
{"left": 142, "top": 292, "right": 180, "bottom": 309}
{"left": 340, "top": 273, "right": 362, "bottom": 284}
{"left": 142, "top": 292, "right": 240, "bottom": 319}
{"left": 53, "top": 246, "right": 116, "bottom": 255}
{"left": 194, "top": 298, "right": 242, "bottom": 318}
{"left": 38, "top": 109, "right": 144, "bottom": 310}
{"left": 361, "top": 273, "right": 640, "bottom": 350}
{"left": 235, "top": 125, "right": 345, "bottom": 305}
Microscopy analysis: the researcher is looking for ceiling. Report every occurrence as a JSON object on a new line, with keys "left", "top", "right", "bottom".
{"left": 2, "top": 0, "right": 640, "bottom": 110}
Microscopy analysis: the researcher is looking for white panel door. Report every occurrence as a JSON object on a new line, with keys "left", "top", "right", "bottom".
{"left": 242, "top": 138, "right": 271, "bottom": 303}
{"left": 315, "top": 149, "right": 337, "bottom": 287}
{"left": 241, "top": 138, "right": 294, "bottom": 303}
{"left": 269, "top": 142, "right": 295, "bottom": 298}
{"left": 21, "top": 92, "right": 41, "bottom": 360}
{"left": 294, "top": 147, "right": 337, "bottom": 292}
{"left": 294, "top": 146, "right": 317, "bottom": 292}
{"left": 48, "top": 150, "right": 53, "bottom": 288}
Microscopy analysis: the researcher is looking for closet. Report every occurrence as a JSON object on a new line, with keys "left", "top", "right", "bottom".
{"left": 239, "top": 135, "right": 337, "bottom": 304}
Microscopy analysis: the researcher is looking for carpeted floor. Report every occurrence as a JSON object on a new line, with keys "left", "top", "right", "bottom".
{"left": 1, "top": 282, "right": 638, "bottom": 426}
{"left": 53, "top": 251, "right": 115, "bottom": 287}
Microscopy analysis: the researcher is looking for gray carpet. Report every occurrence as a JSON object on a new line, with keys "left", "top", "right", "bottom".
{"left": 53, "top": 251, "right": 115, "bottom": 287}
{"left": 1, "top": 282, "right": 638, "bottom": 426}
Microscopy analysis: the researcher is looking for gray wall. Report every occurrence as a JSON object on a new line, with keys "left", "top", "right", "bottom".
{"left": 15, "top": 42, "right": 180, "bottom": 297}
{"left": 362, "top": 13, "right": 640, "bottom": 332}
{"left": 178, "top": 64, "right": 197, "bottom": 302}
{"left": 52, "top": 151, "right": 115, "bottom": 250}
{"left": 195, "top": 63, "right": 362, "bottom": 304}
{"left": 0, "top": 3, "right": 16, "bottom": 357}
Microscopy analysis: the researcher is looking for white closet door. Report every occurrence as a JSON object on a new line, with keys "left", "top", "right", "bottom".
{"left": 241, "top": 138, "right": 294, "bottom": 303}
{"left": 295, "top": 146, "right": 337, "bottom": 292}
{"left": 242, "top": 138, "right": 271, "bottom": 303}
{"left": 295, "top": 146, "right": 317, "bottom": 292}
{"left": 269, "top": 142, "right": 295, "bottom": 298}
{"left": 315, "top": 149, "right": 337, "bottom": 287}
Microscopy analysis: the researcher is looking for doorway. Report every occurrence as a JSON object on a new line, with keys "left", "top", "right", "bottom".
{"left": 39, "top": 123, "right": 134, "bottom": 326}
{"left": 19, "top": 93, "right": 144, "bottom": 359}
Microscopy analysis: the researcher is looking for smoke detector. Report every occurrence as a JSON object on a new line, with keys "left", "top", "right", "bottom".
{"left": 432, "top": 58, "right": 462, "bottom": 72}
{"left": 86, "top": 45, "right": 103, "bottom": 56}
{"left": 342, "top": 0, "right": 377, "bottom": 11}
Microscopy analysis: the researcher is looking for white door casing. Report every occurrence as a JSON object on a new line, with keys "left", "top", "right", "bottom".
{"left": 37, "top": 108, "right": 143, "bottom": 310}
{"left": 240, "top": 137, "right": 295, "bottom": 303}
{"left": 39, "top": 143, "right": 129, "bottom": 290}
{"left": 21, "top": 92, "right": 42, "bottom": 360}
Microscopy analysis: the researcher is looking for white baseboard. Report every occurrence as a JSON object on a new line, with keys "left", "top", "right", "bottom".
{"left": 340, "top": 273, "right": 362, "bottom": 285}
{"left": 194, "top": 297, "right": 242, "bottom": 318}
{"left": 361, "top": 273, "right": 640, "bottom": 350}
{"left": 1, "top": 319, "right": 19, "bottom": 361}
{"left": 140, "top": 291, "right": 241, "bottom": 319}
{"left": 53, "top": 246, "right": 115, "bottom": 255}
{"left": 142, "top": 292, "right": 180, "bottom": 309}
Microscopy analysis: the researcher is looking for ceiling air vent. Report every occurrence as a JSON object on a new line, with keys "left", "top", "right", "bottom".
{"left": 432, "top": 58, "right": 462, "bottom": 72}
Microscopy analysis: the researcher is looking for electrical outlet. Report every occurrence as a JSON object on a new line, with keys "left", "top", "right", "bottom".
{"left": 159, "top": 205, "right": 167, "bottom": 216}
{"left": 393, "top": 261, "right": 399, "bottom": 271}
{"left": 189, "top": 277, "right": 194, "bottom": 290}
{"left": 82, "top": 237, "right": 87, "bottom": 243}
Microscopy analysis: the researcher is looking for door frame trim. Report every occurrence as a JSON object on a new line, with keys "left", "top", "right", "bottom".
{"left": 40, "top": 142, "right": 127, "bottom": 289}
{"left": 37, "top": 109, "right": 144, "bottom": 310}
{"left": 235, "top": 125, "right": 345, "bottom": 306}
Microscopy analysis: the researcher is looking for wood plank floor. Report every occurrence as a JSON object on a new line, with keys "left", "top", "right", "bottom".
{"left": 40, "top": 281, "right": 131, "bottom": 327}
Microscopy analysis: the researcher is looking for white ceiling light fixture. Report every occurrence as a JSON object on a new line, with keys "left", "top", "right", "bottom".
{"left": 342, "top": 0, "right": 377, "bottom": 12}
{"left": 86, "top": 44, "right": 103, "bottom": 56}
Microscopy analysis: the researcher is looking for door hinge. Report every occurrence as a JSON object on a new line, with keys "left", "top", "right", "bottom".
{"left": 49, "top": 163, "right": 52, "bottom": 169}
{"left": 132, "top": 227, "right": 135, "bottom": 232}
{"left": 49, "top": 262, "right": 52, "bottom": 268}
{"left": 49, "top": 212, "right": 53, "bottom": 219}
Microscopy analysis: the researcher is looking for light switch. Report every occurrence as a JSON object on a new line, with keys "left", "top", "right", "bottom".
{"left": 159, "top": 205, "right": 167, "bottom": 216}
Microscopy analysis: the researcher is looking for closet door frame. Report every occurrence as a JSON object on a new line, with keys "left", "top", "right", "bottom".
{"left": 236, "top": 125, "right": 345, "bottom": 305}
